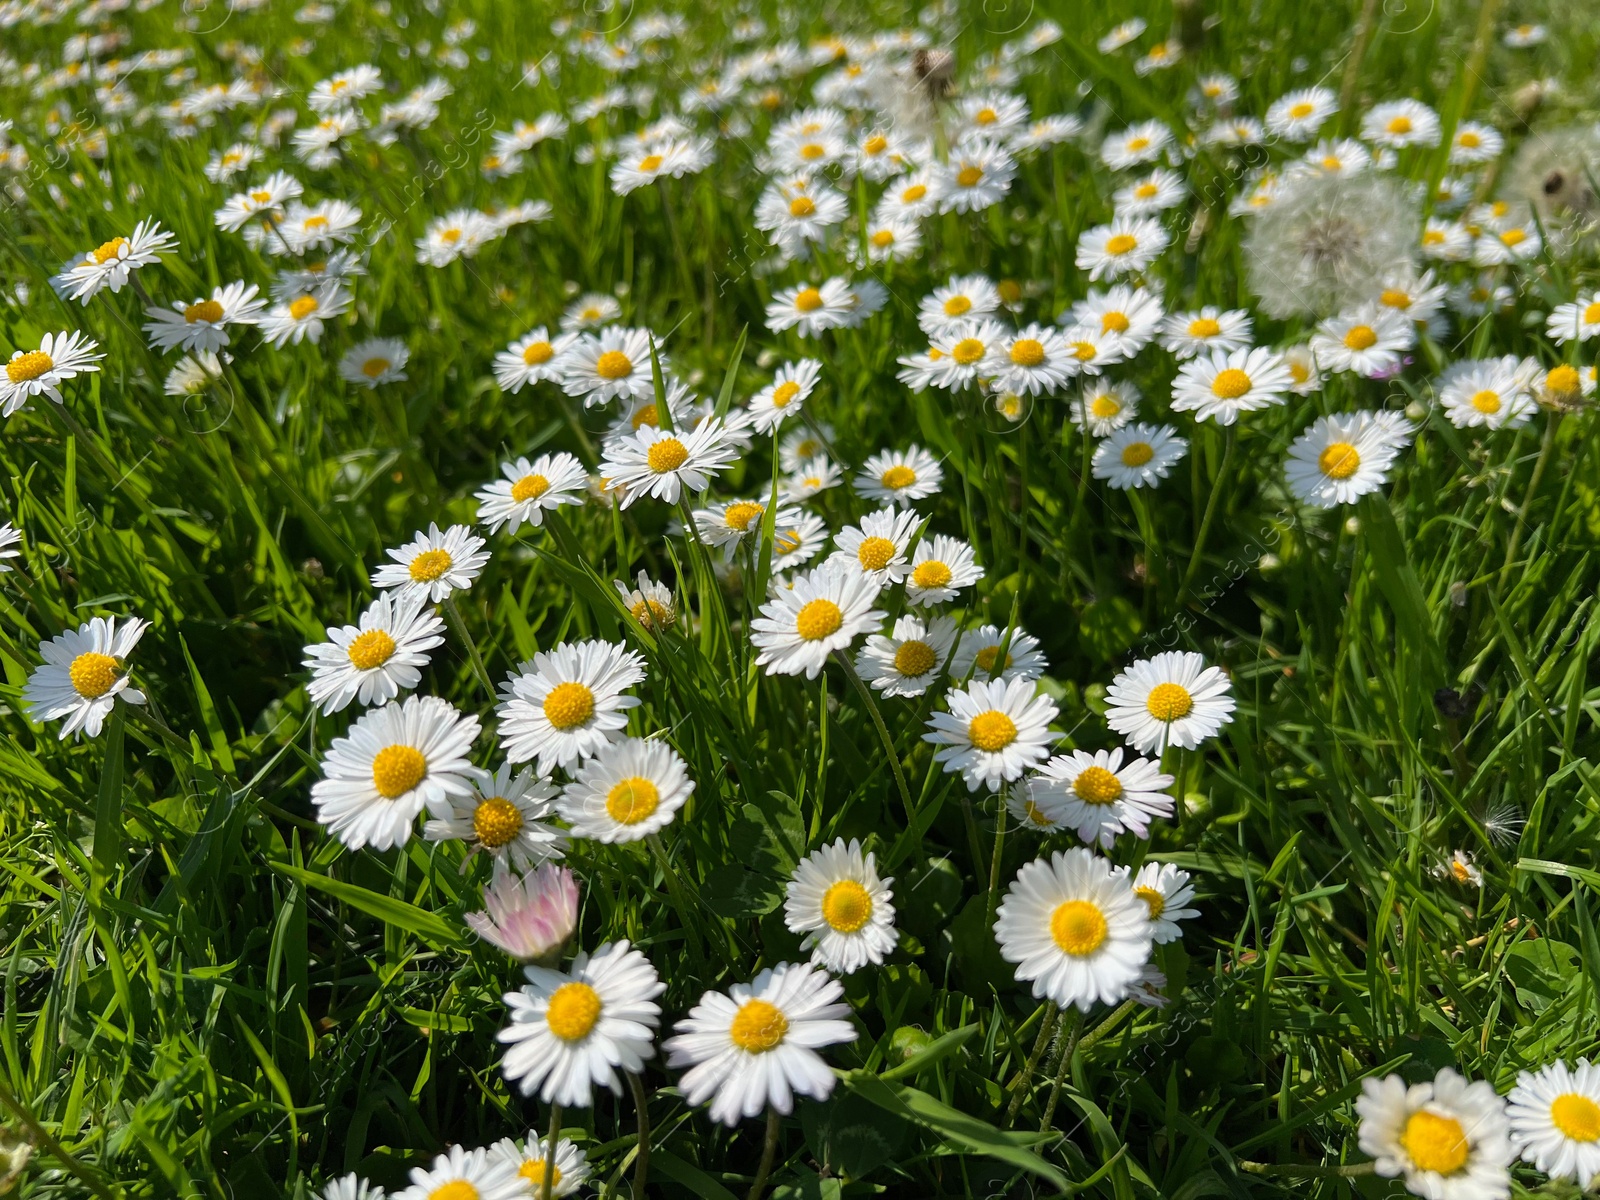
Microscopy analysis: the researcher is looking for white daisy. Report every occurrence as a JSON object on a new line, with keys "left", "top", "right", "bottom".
{"left": 781, "top": 424, "right": 836, "bottom": 473}
{"left": 259, "top": 282, "right": 351, "bottom": 348}
{"left": 496, "top": 640, "right": 646, "bottom": 773}
{"left": 766, "top": 278, "right": 856, "bottom": 338}
{"left": 693, "top": 498, "right": 782, "bottom": 558}
{"left": 282, "top": 199, "right": 362, "bottom": 254}
{"left": 392, "top": 1146, "right": 523, "bottom": 1200}
{"left": 1546, "top": 293, "right": 1600, "bottom": 345}
{"left": 1076, "top": 217, "right": 1170, "bottom": 281}
{"left": 1356, "top": 1069, "right": 1514, "bottom": 1200}
{"left": 1438, "top": 358, "right": 1537, "bottom": 431}
{"left": 559, "top": 736, "right": 694, "bottom": 843}
{"left": 371, "top": 523, "right": 490, "bottom": 603}
{"left": 599, "top": 420, "right": 740, "bottom": 508}
{"left": 0, "top": 523, "right": 22, "bottom": 572}
{"left": 54, "top": 218, "right": 178, "bottom": 303}
{"left": 2, "top": 330, "right": 103, "bottom": 415}
{"left": 1309, "top": 305, "right": 1415, "bottom": 376}
{"left": 854, "top": 445, "right": 944, "bottom": 505}
{"left": 424, "top": 764, "right": 566, "bottom": 871}
{"left": 23, "top": 616, "right": 149, "bottom": 739}
{"left": 338, "top": 338, "right": 409, "bottom": 389}
{"left": 664, "top": 962, "right": 856, "bottom": 1125}
{"left": 143, "top": 282, "right": 265, "bottom": 353}
{"left": 310, "top": 696, "right": 482, "bottom": 852}
{"left": 488, "top": 1134, "right": 589, "bottom": 1199}
{"left": 561, "top": 293, "right": 623, "bottom": 332}
{"left": 904, "top": 535, "right": 984, "bottom": 607}
{"left": 1071, "top": 379, "right": 1140, "bottom": 436}
{"left": 784, "top": 838, "right": 896, "bottom": 974}
{"left": 1171, "top": 347, "right": 1293, "bottom": 424}
{"left": 214, "top": 172, "right": 303, "bottom": 232}
{"left": 476, "top": 452, "right": 588, "bottom": 534}
{"left": 949, "top": 623, "right": 1047, "bottom": 684}
{"left": 983, "top": 323, "right": 1075, "bottom": 396}
{"left": 303, "top": 591, "right": 445, "bottom": 715}
{"left": 1093, "top": 423, "right": 1188, "bottom": 490}
{"left": 751, "top": 565, "right": 885, "bottom": 680}
{"left": 993, "top": 848, "right": 1154, "bottom": 1011}
{"left": 748, "top": 359, "right": 822, "bottom": 434}
{"left": 827, "top": 506, "right": 923, "bottom": 587}
{"left": 924, "top": 677, "right": 1059, "bottom": 792}
{"left": 1159, "top": 307, "right": 1253, "bottom": 361}
{"left": 560, "top": 326, "right": 662, "bottom": 407}
{"left": 1100, "top": 119, "right": 1171, "bottom": 170}
{"left": 1284, "top": 410, "right": 1413, "bottom": 508}
{"left": 1127, "top": 862, "right": 1199, "bottom": 943}
{"left": 495, "top": 327, "right": 579, "bottom": 392}
{"left": 1105, "top": 651, "right": 1235, "bottom": 754}
{"left": 856, "top": 614, "right": 960, "bottom": 699}
{"left": 940, "top": 138, "right": 1015, "bottom": 214}
{"left": 1264, "top": 88, "right": 1337, "bottom": 141}
{"left": 1361, "top": 99, "right": 1441, "bottom": 149}
{"left": 1507, "top": 1060, "right": 1600, "bottom": 1188}
{"left": 1113, "top": 168, "right": 1187, "bottom": 216}
{"left": 1449, "top": 121, "right": 1504, "bottom": 166}
{"left": 1027, "top": 748, "right": 1174, "bottom": 849}
{"left": 917, "top": 274, "right": 1001, "bottom": 337}
{"left": 615, "top": 570, "right": 676, "bottom": 631}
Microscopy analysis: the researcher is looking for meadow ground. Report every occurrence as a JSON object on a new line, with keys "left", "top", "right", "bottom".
{"left": 2, "top": 0, "right": 1600, "bottom": 1198}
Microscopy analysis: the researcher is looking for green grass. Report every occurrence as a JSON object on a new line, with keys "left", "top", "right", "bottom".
{"left": 1, "top": 0, "right": 1599, "bottom": 1196}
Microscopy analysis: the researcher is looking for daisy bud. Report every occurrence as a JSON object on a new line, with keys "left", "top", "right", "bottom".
{"left": 466, "top": 863, "right": 579, "bottom": 965}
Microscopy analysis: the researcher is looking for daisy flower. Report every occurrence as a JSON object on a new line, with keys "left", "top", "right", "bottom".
{"left": 1507, "top": 1060, "right": 1600, "bottom": 1188}
{"left": 259, "top": 282, "right": 351, "bottom": 348}
{"left": 54, "top": 219, "right": 178, "bottom": 303}
{"left": 560, "top": 326, "right": 662, "bottom": 407}
{"left": 903, "top": 319, "right": 1009, "bottom": 392}
{"left": 1361, "top": 99, "right": 1441, "bottom": 148}
{"left": 1028, "top": 748, "right": 1174, "bottom": 849}
{"left": 214, "top": 172, "right": 303, "bottom": 232}
{"left": 1546, "top": 293, "right": 1600, "bottom": 345}
{"left": 1097, "top": 18, "right": 1146, "bottom": 53}
{"left": 748, "top": 359, "right": 822, "bottom": 434}
{"left": 853, "top": 216, "right": 923, "bottom": 264}
{"left": 1449, "top": 121, "right": 1504, "bottom": 166}
{"left": 1356, "top": 1070, "right": 1514, "bottom": 1200}
{"left": 371, "top": 523, "right": 489, "bottom": 603}
{"left": 310, "top": 696, "right": 482, "bottom": 852}
{"left": 1265, "top": 88, "right": 1337, "bottom": 140}
{"left": 875, "top": 168, "right": 945, "bottom": 222}
{"left": 904, "top": 534, "right": 984, "bottom": 607}
{"left": 1113, "top": 168, "right": 1187, "bottom": 216}
{"left": 1309, "top": 305, "right": 1415, "bottom": 376}
{"left": 949, "top": 623, "right": 1046, "bottom": 684}
{"left": 1106, "top": 652, "right": 1235, "bottom": 754}
{"left": 338, "top": 338, "right": 409, "bottom": 389}
{"left": 754, "top": 179, "right": 848, "bottom": 256}
{"left": 303, "top": 592, "right": 445, "bottom": 715}
{"left": 0, "top": 523, "right": 21, "bottom": 572}
{"left": 495, "top": 327, "right": 579, "bottom": 392}
{"left": 1100, "top": 120, "right": 1171, "bottom": 170}
{"left": 310, "top": 64, "right": 381, "bottom": 112}
{"left": 940, "top": 139, "right": 1015, "bottom": 213}
{"left": 282, "top": 200, "right": 361, "bottom": 254}
{"left": 855, "top": 445, "right": 943, "bottom": 506}
{"left": 392, "top": 1146, "right": 522, "bottom": 1200}
{"left": 957, "top": 93, "right": 1030, "bottom": 142}
{"left": 1171, "top": 347, "right": 1293, "bottom": 425}
{"left": 664, "top": 962, "right": 856, "bottom": 1125}
{"left": 465, "top": 862, "right": 579, "bottom": 962}
{"left": 924, "top": 677, "right": 1058, "bottom": 792}
{"left": 559, "top": 736, "right": 694, "bottom": 843}
{"left": 856, "top": 614, "right": 960, "bottom": 699}
{"left": 1285, "top": 411, "right": 1413, "bottom": 507}
{"left": 1301, "top": 137, "right": 1372, "bottom": 176}
{"left": 781, "top": 456, "right": 842, "bottom": 503}
{"left": 599, "top": 419, "right": 739, "bottom": 508}
{"left": 1503, "top": 22, "right": 1546, "bottom": 46}
{"left": 476, "top": 452, "right": 588, "bottom": 534}
{"left": 2, "top": 331, "right": 103, "bottom": 416}
{"left": 984, "top": 324, "right": 1075, "bottom": 396}
{"left": 1159, "top": 307, "right": 1253, "bottom": 360}
{"left": 1438, "top": 358, "right": 1537, "bottom": 431}
{"left": 24, "top": 616, "right": 149, "bottom": 739}
{"left": 784, "top": 839, "right": 897, "bottom": 974}
{"left": 993, "top": 848, "right": 1154, "bottom": 1011}
{"left": 1093, "top": 424, "right": 1188, "bottom": 490}
{"left": 751, "top": 565, "right": 885, "bottom": 680}
{"left": 1283, "top": 345, "right": 1324, "bottom": 395}
{"left": 693, "top": 498, "right": 783, "bottom": 558}
{"left": 496, "top": 640, "right": 647, "bottom": 773}
{"left": 143, "top": 282, "right": 265, "bottom": 354}
{"left": 615, "top": 570, "right": 676, "bottom": 631}
{"left": 1472, "top": 221, "right": 1541, "bottom": 267}
{"left": 1422, "top": 219, "right": 1474, "bottom": 263}
{"left": 488, "top": 1134, "right": 590, "bottom": 1199}
{"left": 500, "top": 940, "right": 664, "bottom": 1106}
{"left": 424, "top": 764, "right": 566, "bottom": 871}
{"left": 1067, "top": 285, "right": 1165, "bottom": 356}
{"left": 1128, "top": 862, "right": 1199, "bottom": 942}
{"left": 769, "top": 506, "right": 830, "bottom": 574}
{"left": 918, "top": 274, "right": 1001, "bottom": 337}
{"left": 1071, "top": 380, "right": 1140, "bottom": 436}
{"left": 827, "top": 506, "right": 923, "bottom": 587}
{"left": 1076, "top": 217, "right": 1170, "bottom": 281}
{"left": 766, "top": 278, "right": 856, "bottom": 338}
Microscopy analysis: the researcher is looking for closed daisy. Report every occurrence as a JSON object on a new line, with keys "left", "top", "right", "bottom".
{"left": 559, "top": 736, "right": 694, "bottom": 843}
{"left": 392, "top": 1146, "right": 523, "bottom": 1200}
{"left": 904, "top": 534, "right": 984, "bottom": 607}
{"left": 2, "top": 330, "right": 103, "bottom": 416}
{"left": 600, "top": 419, "right": 739, "bottom": 508}
{"left": 1506, "top": 1060, "right": 1600, "bottom": 1188}
{"left": 784, "top": 838, "right": 897, "bottom": 974}
{"left": 748, "top": 359, "right": 822, "bottom": 434}
{"left": 1127, "top": 862, "right": 1199, "bottom": 943}
{"left": 54, "top": 218, "right": 178, "bottom": 303}
{"left": 1356, "top": 1069, "right": 1514, "bottom": 1200}
{"left": 664, "top": 962, "right": 856, "bottom": 1125}
{"left": 993, "top": 848, "right": 1154, "bottom": 1011}
{"left": 1093, "top": 423, "right": 1188, "bottom": 489}
{"left": 856, "top": 614, "right": 959, "bottom": 698}
{"left": 1028, "top": 747, "right": 1174, "bottom": 849}
{"left": 371, "top": 523, "right": 490, "bottom": 602}
{"left": 561, "top": 326, "right": 662, "bottom": 407}
{"left": 1077, "top": 217, "right": 1170, "bottom": 281}
{"left": 924, "top": 677, "right": 1059, "bottom": 792}
{"left": 495, "top": 327, "right": 579, "bottom": 392}
{"left": 424, "top": 764, "right": 566, "bottom": 870}
{"left": 1171, "top": 347, "right": 1293, "bottom": 424}
{"left": 303, "top": 591, "right": 445, "bottom": 715}
{"left": 499, "top": 940, "right": 664, "bottom": 1106}
{"left": 855, "top": 445, "right": 943, "bottom": 505}
{"left": 310, "top": 695, "right": 482, "bottom": 852}
{"left": 465, "top": 862, "right": 579, "bottom": 963}
{"left": 1284, "top": 411, "right": 1412, "bottom": 507}
{"left": 1105, "top": 651, "right": 1235, "bottom": 754}
{"left": 24, "top": 616, "right": 149, "bottom": 739}
{"left": 476, "top": 452, "right": 588, "bottom": 534}
{"left": 751, "top": 564, "right": 885, "bottom": 679}
{"left": 488, "top": 1134, "right": 590, "bottom": 1199}
{"left": 496, "top": 640, "right": 647, "bottom": 773}
{"left": 828, "top": 506, "right": 923, "bottom": 587}
{"left": 615, "top": 571, "right": 676, "bottom": 631}
{"left": 143, "top": 282, "right": 265, "bottom": 353}
{"left": 949, "top": 623, "right": 1047, "bottom": 684}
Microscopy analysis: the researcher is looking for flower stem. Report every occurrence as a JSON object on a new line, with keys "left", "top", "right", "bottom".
{"left": 836, "top": 651, "right": 915, "bottom": 824}
{"left": 985, "top": 785, "right": 1009, "bottom": 931}
{"left": 1003, "top": 1002, "right": 1059, "bottom": 1125}
{"left": 1237, "top": 1160, "right": 1376, "bottom": 1179}
{"left": 1039, "top": 1007, "right": 1084, "bottom": 1132}
{"left": 746, "top": 1107, "right": 782, "bottom": 1200}
{"left": 626, "top": 1070, "right": 652, "bottom": 1200}
{"left": 443, "top": 595, "right": 497, "bottom": 699}
{"left": 542, "top": 1104, "right": 563, "bottom": 1200}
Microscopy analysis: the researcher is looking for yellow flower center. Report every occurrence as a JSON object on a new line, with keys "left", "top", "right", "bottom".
{"left": 1377, "top": 289, "right": 1412, "bottom": 310}
{"left": 1050, "top": 900, "right": 1108, "bottom": 956}
{"left": 880, "top": 465, "right": 916, "bottom": 490}
{"left": 632, "top": 598, "right": 671, "bottom": 627}
{"left": 912, "top": 560, "right": 953, "bottom": 589}
{"left": 973, "top": 645, "right": 1012, "bottom": 674}
{"left": 6, "top": 351, "right": 54, "bottom": 383}
{"left": 870, "top": 229, "right": 895, "bottom": 248}
{"left": 1136, "top": 885, "right": 1165, "bottom": 918}
{"left": 729, "top": 999, "right": 788, "bottom": 1052}
{"left": 371, "top": 745, "right": 427, "bottom": 799}
{"left": 522, "top": 340, "right": 554, "bottom": 365}
{"left": 771, "top": 381, "right": 801, "bottom": 408}
{"left": 956, "top": 165, "right": 983, "bottom": 187}
{"left": 605, "top": 776, "right": 661, "bottom": 824}
{"left": 1126, "top": 136, "right": 1150, "bottom": 152}
{"left": 1399, "top": 1111, "right": 1469, "bottom": 1175}
{"left": 1145, "top": 681, "right": 1194, "bottom": 721}
{"left": 1583, "top": 302, "right": 1600, "bottom": 325}
{"left": 951, "top": 338, "right": 986, "bottom": 365}
{"left": 512, "top": 473, "right": 551, "bottom": 502}
{"left": 795, "top": 598, "right": 844, "bottom": 641}
{"left": 943, "top": 295, "right": 972, "bottom": 317}
{"left": 1210, "top": 368, "right": 1252, "bottom": 399}
{"left": 975, "top": 107, "right": 998, "bottom": 125}
{"left": 722, "top": 501, "right": 764, "bottom": 531}
{"left": 184, "top": 299, "right": 225, "bottom": 323}
{"left": 1188, "top": 317, "right": 1221, "bottom": 339}
{"left": 408, "top": 548, "right": 453, "bottom": 582}
{"left": 821, "top": 879, "right": 873, "bottom": 932}
{"left": 1091, "top": 395, "right": 1122, "bottom": 418}
{"left": 774, "top": 529, "right": 803, "bottom": 556}
{"left": 595, "top": 350, "right": 634, "bottom": 380}
{"left": 1386, "top": 115, "right": 1413, "bottom": 135}
{"left": 799, "top": 142, "right": 825, "bottom": 160}
{"left": 1550, "top": 1094, "right": 1600, "bottom": 1142}
{"left": 1470, "top": 389, "right": 1501, "bottom": 414}
{"left": 638, "top": 153, "right": 663, "bottom": 172}
{"left": 91, "top": 236, "right": 127, "bottom": 264}
{"left": 856, "top": 536, "right": 896, "bottom": 572}
{"left": 864, "top": 134, "right": 888, "bottom": 154}
{"left": 894, "top": 639, "right": 937, "bottom": 677}
{"left": 1342, "top": 325, "right": 1377, "bottom": 351}
{"left": 1288, "top": 102, "right": 1314, "bottom": 118}
{"left": 1009, "top": 338, "right": 1046, "bottom": 367}
{"left": 1458, "top": 131, "right": 1481, "bottom": 149}
{"left": 346, "top": 629, "right": 396, "bottom": 670}
{"left": 646, "top": 438, "right": 689, "bottom": 474}
{"left": 1134, "top": 182, "right": 1159, "bottom": 199}
{"left": 789, "top": 196, "right": 816, "bottom": 217}
{"left": 544, "top": 981, "right": 603, "bottom": 1041}
{"left": 543, "top": 681, "right": 596, "bottom": 730}
{"left": 250, "top": 190, "right": 273, "bottom": 203}
{"left": 1318, "top": 442, "right": 1361, "bottom": 479}
{"left": 473, "top": 796, "right": 524, "bottom": 847}
{"left": 1423, "top": 229, "right": 1445, "bottom": 246}
{"left": 968, "top": 710, "right": 1018, "bottom": 752}
{"left": 1105, "top": 234, "right": 1138, "bottom": 256}
{"left": 288, "top": 296, "right": 319, "bottom": 320}
{"left": 1121, "top": 442, "right": 1155, "bottom": 467}
{"left": 303, "top": 214, "right": 329, "bottom": 230}
{"left": 1500, "top": 228, "right": 1526, "bottom": 247}
{"left": 361, "top": 357, "right": 390, "bottom": 378}
{"left": 1072, "top": 765, "right": 1124, "bottom": 805}
{"left": 794, "top": 288, "right": 824, "bottom": 312}
{"left": 428, "top": 1184, "right": 479, "bottom": 1200}
{"left": 1547, "top": 365, "right": 1581, "bottom": 394}
{"left": 901, "top": 184, "right": 927, "bottom": 203}
{"left": 517, "top": 1161, "right": 562, "bottom": 1188}
{"left": 1022, "top": 800, "right": 1053, "bottom": 826}
{"left": 69, "top": 651, "right": 120, "bottom": 699}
